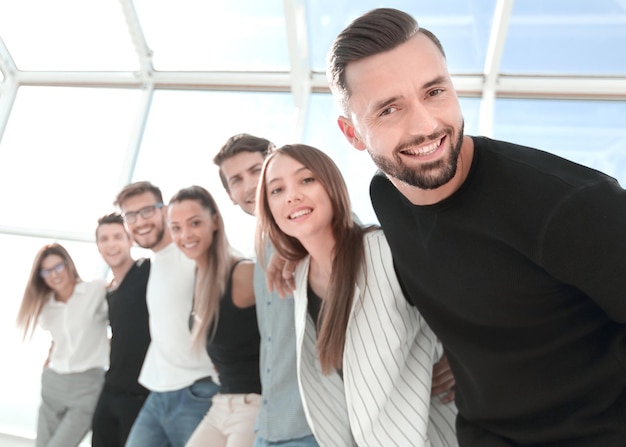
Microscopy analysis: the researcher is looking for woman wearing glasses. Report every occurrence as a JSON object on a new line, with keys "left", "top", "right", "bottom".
{"left": 17, "top": 243, "right": 109, "bottom": 447}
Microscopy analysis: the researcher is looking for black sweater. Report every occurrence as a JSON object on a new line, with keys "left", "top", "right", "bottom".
{"left": 371, "top": 136, "right": 626, "bottom": 446}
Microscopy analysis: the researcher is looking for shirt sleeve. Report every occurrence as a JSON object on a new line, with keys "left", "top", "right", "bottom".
{"left": 541, "top": 178, "right": 626, "bottom": 322}
{"left": 92, "top": 279, "right": 109, "bottom": 320}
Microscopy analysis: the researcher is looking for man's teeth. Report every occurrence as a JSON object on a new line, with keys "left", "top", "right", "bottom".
{"left": 290, "top": 209, "right": 311, "bottom": 219}
{"left": 403, "top": 139, "right": 441, "bottom": 156}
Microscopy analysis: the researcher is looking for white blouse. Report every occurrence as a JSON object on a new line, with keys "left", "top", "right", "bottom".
{"left": 39, "top": 279, "right": 109, "bottom": 374}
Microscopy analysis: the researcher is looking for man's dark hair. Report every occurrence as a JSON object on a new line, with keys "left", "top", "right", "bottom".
{"left": 327, "top": 8, "right": 445, "bottom": 113}
{"left": 95, "top": 212, "right": 125, "bottom": 238}
{"left": 213, "top": 133, "right": 275, "bottom": 191}
{"left": 114, "top": 181, "right": 164, "bottom": 208}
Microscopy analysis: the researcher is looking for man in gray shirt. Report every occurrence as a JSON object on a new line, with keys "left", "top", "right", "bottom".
{"left": 215, "top": 133, "right": 455, "bottom": 446}
{"left": 214, "top": 134, "right": 318, "bottom": 447}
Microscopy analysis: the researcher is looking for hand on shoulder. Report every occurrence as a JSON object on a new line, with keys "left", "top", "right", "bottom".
{"left": 265, "top": 252, "right": 296, "bottom": 298}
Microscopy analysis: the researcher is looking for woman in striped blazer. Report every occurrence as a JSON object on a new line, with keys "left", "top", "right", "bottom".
{"left": 255, "top": 144, "right": 458, "bottom": 447}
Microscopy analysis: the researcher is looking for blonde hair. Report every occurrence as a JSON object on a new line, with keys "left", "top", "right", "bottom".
{"left": 168, "top": 185, "right": 236, "bottom": 350}
{"left": 256, "top": 144, "right": 375, "bottom": 373}
{"left": 16, "top": 243, "right": 80, "bottom": 341}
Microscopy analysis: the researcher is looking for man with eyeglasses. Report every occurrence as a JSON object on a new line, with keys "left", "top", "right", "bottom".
{"left": 114, "top": 181, "right": 219, "bottom": 447}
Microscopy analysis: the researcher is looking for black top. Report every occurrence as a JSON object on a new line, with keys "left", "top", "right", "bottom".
{"left": 206, "top": 260, "right": 261, "bottom": 394}
{"left": 307, "top": 283, "right": 344, "bottom": 379}
{"left": 105, "top": 258, "right": 151, "bottom": 396}
{"left": 306, "top": 284, "right": 323, "bottom": 330}
{"left": 371, "top": 136, "right": 626, "bottom": 447}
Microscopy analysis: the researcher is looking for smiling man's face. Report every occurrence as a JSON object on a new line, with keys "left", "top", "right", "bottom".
{"left": 339, "top": 32, "right": 464, "bottom": 191}
{"left": 219, "top": 150, "right": 266, "bottom": 216}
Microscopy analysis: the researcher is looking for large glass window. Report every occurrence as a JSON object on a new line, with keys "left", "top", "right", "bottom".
{"left": 502, "top": 0, "right": 626, "bottom": 75}
{"left": 134, "top": 0, "right": 290, "bottom": 71}
{"left": 0, "top": 0, "right": 137, "bottom": 71}
{"left": 0, "top": 86, "right": 144, "bottom": 236}
{"left": 493, "top": 99, "right": 626, "bottom": 184}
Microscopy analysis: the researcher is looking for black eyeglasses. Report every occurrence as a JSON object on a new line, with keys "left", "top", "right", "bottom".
{"left": 122, "top": 203, "right": 164, "bottom": 224}
{"left": 40, "top": 261, "right": 67, "bottom": 278}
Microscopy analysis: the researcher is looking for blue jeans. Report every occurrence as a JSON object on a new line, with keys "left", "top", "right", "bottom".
{"left": 253, "top": 434, "right": 319, "bottom": 447}
{"left": 124, "top": 380, "right": 219, "bottom": 447}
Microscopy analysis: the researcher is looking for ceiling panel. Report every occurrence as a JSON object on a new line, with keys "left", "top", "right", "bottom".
{"left": 0, "top": 0, "right": 138, "bottom": 71}
{"left": 502, "top": 0, "right": 626, "bottom": 75}
{"left": 133, "top": 0, "right": 290, "bottom": 71}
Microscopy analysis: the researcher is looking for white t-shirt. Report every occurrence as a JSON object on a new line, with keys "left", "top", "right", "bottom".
{"left": 139, "top": 242, "right": 216, "bottom": 391}
{"left": 39, "top": 279, "right": 109, "bottom": 374}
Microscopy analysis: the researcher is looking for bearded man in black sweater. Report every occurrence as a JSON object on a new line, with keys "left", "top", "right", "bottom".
{"left": 326, "top": 7, "right": 626, "bottom": 447}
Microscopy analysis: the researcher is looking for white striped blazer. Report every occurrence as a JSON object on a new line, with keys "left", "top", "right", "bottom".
{"left": 293, "top": 230, "right": 458, "bottom": 447}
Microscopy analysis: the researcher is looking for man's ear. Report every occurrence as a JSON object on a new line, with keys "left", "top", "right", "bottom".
{"left": 337, "top": 116, "right": 366, "bottom": 151}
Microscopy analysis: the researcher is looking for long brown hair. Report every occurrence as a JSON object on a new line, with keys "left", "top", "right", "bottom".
{"left": 16, "top": 243, "right": 81, "bottom": 341}
{"left": 168, "top": 185, "right": 236, "bottom": 350}
{"left": 256, "top": 144, "right": 375, "bottom": 373}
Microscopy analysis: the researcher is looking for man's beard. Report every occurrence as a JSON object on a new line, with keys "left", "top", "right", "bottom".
{"left": 135, "top": 226, "right": 165, "bottom": 250}
{"left": 369, "top": 122, "right": 464, "bottom": 190}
